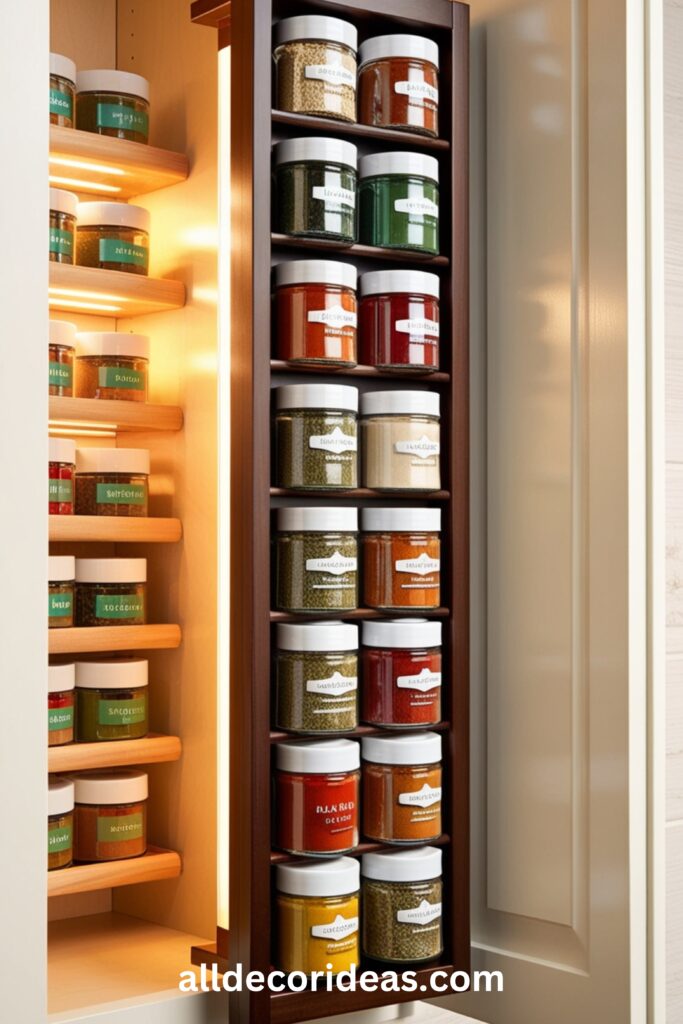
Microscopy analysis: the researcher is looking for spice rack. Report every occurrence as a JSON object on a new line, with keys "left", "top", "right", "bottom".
{"left": 48, "top": 846, "right": 181, "bottom": 898}
{"left": 49, "top": 263, "right": 185, "bottom": 317}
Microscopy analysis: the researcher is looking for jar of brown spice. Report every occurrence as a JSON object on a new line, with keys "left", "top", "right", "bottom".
{"left": 75, "top": 558, "right": 147, "bottom": 626}
{"left": 75, "top": 447, "right": 150, "bottom": 517}
{"left": 362, "top": 731, "right": 442, "bottom": 844}
{"left": 48, "top": 778, "right": 74, "bottom": 871}
{"left": 75, "top": 332, "right": 149, "bottom": 402}
{"left": 73, "top": 769, "right": 148, "bottom": 862}
{"left": 49, "top": 556, "right": 75, "bottom": 629}
{"left": 358, "top": 35, "right": 440, "bottom": 137}
{"left": 49, "top": 320, "right": 76, "bottom": 396}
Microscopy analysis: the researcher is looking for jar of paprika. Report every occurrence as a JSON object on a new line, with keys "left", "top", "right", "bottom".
{"left": 362, "top": 618, "right": 442, "bottom": 729}
{"left": 362, "top": 507, "right": 441, "bottom": 610}
{"left": 359, "top": 270, "right": 440, "bottom": 371}
{"left": 358, "top": 35, "right": 440, "bottom": 137}
{"left": 362, "top": 731, "right": 442, "bottom": 844}
{"left": 275, "top": 259, "right": 357, "bottom": 367}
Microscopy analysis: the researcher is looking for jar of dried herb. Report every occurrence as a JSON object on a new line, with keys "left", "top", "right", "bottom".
{"left": 362, "top": 619, "right": 442, "bottom": 729}
{"left": 276, "top": 857, "right": 360, "bottom": 975}
{"left": 49, "top": 320, "right": 76, "bottom": 396}
{"left": 48, "top": 778, "right": 74, "bottom": 871}
{"left": 50, "top": 188, "right": 78, "bottom": 264}
{"left": 73, "top": 769, "right": 147, "bottom": 862}
{"left": 75, "top": 332, "right": 149, "bottom": 402}
{"left": 76, "top": 69, "right": 150, "bottom": 144}
{"left": 362, "top": 731, "right": 442, "bottom": 844}
{"left": 275, "top": 621, "right": 359, "bottom": 734}
{"left": 361, "top": 390, "right": 441, "bottom": 491}
{"left": 275, "top": 507, "right": 358, "bottom": 613}
{"left": 275, "top": 259, "right": 358, "bottom": 367}
{"left": 359, "top": 270, "right": 440, "bottom": 372}
{"left": 49, "top": 437, "right": 76, "bottom": 515}
{"left": 361, "top": 846, "right": 443, "bottom": 963}
{"left": 274, "top": 137, "right": 358, "bottom": 242}
{"left": 76, "top": 202, "right": 150, "bottom": 276}
{"left": 48, "top": 662, "right": 75, "bottom": 747}
{"left": 359, "top": 152, "right": 439, "bottom": 254}
{"left": 358, "top": 35, "right": 440, "bottom": 138}
{"left": 75, "top": 558, "right": 146, "bottom": 627}
{"left": 76, "top": 658, "right": 149, "bottom": 742}
{"left": 50, "top": 53, "right": 76, "bottom": 127}
{"left": 75, "top": 447, "right": 150, "bottom": 517}
{"left": 275, "top": 384, "right": 358, "bottom": 491}
{"left": 274, "top": 15, "right": 357, "bottom": 123}
{"left": 49, "top": 556, "right": 75, "bottom": 629}
{"left": 362, "top": 507, "right": 441, "bottom": 610}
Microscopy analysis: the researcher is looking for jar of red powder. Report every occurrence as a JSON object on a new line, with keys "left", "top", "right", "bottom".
{"left": 359, "top": 270, "right": 440, "bottom": 372}
{"left": 361, "top": 618, "right": 442, "bottom": 729}
{"left": 275, "top": 738, "right": 360, "bottom": 856}
{"left": 275, "top": 259, "right": 358, "bottom": 367}
{"left": 358, "top": 34, "right": 439, "bottom": 137}
{"left": 49, "top": 437, "right": 75, "bottom": 515}
{"left": 361, "top": 507, "right": 441, "bottom": 610}
{"left": 48, "top": 662, "right": 75, "bottom": 747}
{"left": 362, "top": 731, "right": 442, "bottom": 844}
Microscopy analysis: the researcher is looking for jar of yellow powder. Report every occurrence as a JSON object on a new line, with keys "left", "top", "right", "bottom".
{"left": 275, "top": 856, "right": 360, "bottom": 975}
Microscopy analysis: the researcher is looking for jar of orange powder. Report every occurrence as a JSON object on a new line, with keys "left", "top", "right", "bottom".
{"left": 362, "top": 731, "right": 442, "bottom": 844}
{"left": 275, "top": 259, "right": 357, "bottom": 367}
{"left": 362, "top": 507, "right": 441, "bottom": 610}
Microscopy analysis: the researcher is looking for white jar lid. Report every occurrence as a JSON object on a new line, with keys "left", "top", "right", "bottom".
{"left": 359, "top": 34, "right": 440, "bottom": 70}
{"left": 277, "top": 507, "right": 358, "bottom": 532}
{"left": 76, "top": 658, "right": 148, "bottom": 690}
{"left": 50, "top": 187, "right": 78, "bottom": 219}
{"left": 361, "top": 507, "right": 441, "bottom": 532}
{"left": 359, "top": 152, "right": 439, "bottom": 184}
{"left": 275, "top": 259, "right": 357, "bottom": 290}
{"left": 361, "top": 390, "right": 440, "bottom": 418}
{"left": 77, "top": 201, "right": 150, "bottom": 233}
{"left": 362, "top": 845, "right": 442, "bottom": 883}
{"left": 48, "top": 662, "right": 75, "bottom": 693}
{"left": 275, "top": 384, "right": 358, "bottom": 413}
{"left": 275, "top": 15, "right": 357, "bottom": 52}
{"left": 76, "top": 332, "right": 150, "bottom": 360}
{"left": 75, "top": 558, "right": 147, "bottom": 584}
{"left": 277, "top": 621, "right": 358, "bottom": 652}
{"left": 362, "top": 618, "right": 442, "bottom": 649}
{"left": 49, "top": 778, "right": 75, "bottom": 817}
{"left": 74, "top": 768, "right": 148, "bottom": 805}
{"left": 277, "top": 856, "right": 360, "bottom": 898}
{"left": 49, "top": 556, "right": 75, "bottom": 582}
{"left": 49, "top": 437, "right": 76, "bottom": 464}
{"left": 76, "top": 69, "right": 150, "bottom": 102}
{"left": 276, "top": 737, "right": 360, "bottom": 774}
{"left": 51, "top": 52, "right": 77, "bottom": 83}
{"left": 50, "top": 320, "right": 77, "bottom": 348}
{"left": 274, "top": 137, "right": 358, "bottom": 170}
{"left": 75, "top": 447, "right": 150, "bottom": 476}
{"left": 360, "top": 270, "right": 440, "bottom": 300}
{"left": 362, "top": 730, "right": 442, "bottom": 766}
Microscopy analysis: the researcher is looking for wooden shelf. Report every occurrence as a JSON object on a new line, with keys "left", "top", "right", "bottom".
{"left": 48, "top": 847, "right": 181, "bottom": 898}
{"left": 49, "top": 396, "right": 183, "bottom": 433}
{"left": 269, "top": 721, "right": 451, "bottom": 743}
{"left": 270, "top": 487, "right": 449, "bottom": 500}
{"left": 271, "top": 233, "right": 450, "bottom": 267}
{"left": 49, "top": 624, "right": 181, "bottom": 655}
{"left": 48, "top": 733, "right": 181, "bottom": 772}
{"left": 50, "top": 126, "right": 189, "bottom": 200}
{"left": 270, "top": 359, "right": 450, "bottom": 383}
{"left": 49, "top": 264, "right": 186, "bottom": 318}
{"left": 271, "top": 833, "right": 451, "bottom": 865}
{"left": 271, "top": 607, "right": 449, "bottom": 623}
{"left": 272, "top": 109, "right": 451, "bottom": 152}
{"left": 49, "top": 515, "right": 182, "bottom": 543}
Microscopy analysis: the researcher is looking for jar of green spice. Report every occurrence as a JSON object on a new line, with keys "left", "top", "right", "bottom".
{"left": 76, "top": 202, "right": 150, "bottom": 276}
{"left": 75, "top": 558, "right": 146, "bottom": 627}
{"left": 76, "top": 658, "right": 149, "bottom": 742}
{"left": 275, "top": 621, "right": 359, "bottom": 734}
{"left": 76, "top": 69, "right": 150, "bottom": 144}
{"left": 50, "top": 188, "right": 78, "bottom": 264}
{"left": 359, "top": 152, "right": 439, "bottom": 254}
{"left": 275, "top": 383, "right": 358, "bottom": 491}
{"left": 274, "top": 137, "right": 358, "bottom": 242}
{"left": 276, "top": 507, "right": 358, "bottom": 613}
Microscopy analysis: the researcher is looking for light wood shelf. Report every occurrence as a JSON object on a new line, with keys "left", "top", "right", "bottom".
{"left": 49, "top": 515, "right": 182, "bottom": 543}
{"left": 49, "top": 263, "right": 186, "bottom": 318}
{"left": 50, "top": 125, "right": 189, "bottom": 200}
{"left": 48, "top": 847, "right": 181, "bottom": 898}
{"left": 49, "top": 396, "right": 183, "bottom": 433}
{"left": 48, "top": 733, "right": 181, "bottom": 772}
{"left": 49, "top": 624, "right": 182, "bottom": 655}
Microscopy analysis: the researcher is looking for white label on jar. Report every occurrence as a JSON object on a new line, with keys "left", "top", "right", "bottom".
{"left": 307, "top": 306, "right": 358, "bottom": 330}
{"left": 305, "top": 64, "right": 356, "bottom": 87}
{"left": 312, "top": 185, "right": 356, "bottom": 209}
{"left": 398, "top": 783, "right": 442, "bottom": 808}
{"left": 311, "top": 914, "right": 359, "bottom": 941}
{"left": 396, "top": 900, "right": 442, "bottom": 926}
{"left": 394, "top": 435, "right": 441, "bottom": 459}
{"left": 306, "top": 552, "right": 357, "bottom": 575}
{"left": 309, "top": 427, "right": 357, "bottom": 455}
{"left": 395, "top": 80, "right": 439, "bottom": 105}
{"left": 395, "top": 196, "right": 439, "bottom": 218}
{"left": 395, "top": 553, "right": 441, "bottom": 577}
{"left": 397, "top": 668, "right": 442, "bottom": 692}
{"left": 306, "top": 671, "right": 358, "bottom": 696}
{"left": 395, "top": 318, "right": 440, "bottom": 338}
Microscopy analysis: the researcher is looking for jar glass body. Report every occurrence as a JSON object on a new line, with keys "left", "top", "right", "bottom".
{"left": 359, "top": 58, "right": 439, "bottom": 137}
{"left": 275, "top": 767, "right": 359, "bottom": 855}
{"left": 276, "top": 890, "right": 360, "bottom": 974}
{"left": 50, "top": 73, "right": 75, "bottom": 127}
{"left": 362, "top": 760, "right": 442, "bottom": 843}
{"left": 49, "top": 581, "right": 74, "bottom": 628}
{"left": 363, "top": 530, "right": 441, "bottom": 610}
{"left": 49, "top": 459, "right": 74, "bottom": 515}
{"left": 275, "top": 407, "right": 358, "bottom": 491}
{"left": 76, "top": 581, "right": 146, "bottom": 626}
{"left": 75, "top": 354, "right": 149, "bottom": 402}
{"left": 362, "top": 644, "right": 442, "bottom": 728}
{"left": 359, "top": 174, "right": 439, "bottom": 253}
{"left": 50, "top": 210, "right": 75, "bottom": 264}
{"left": 75, "top": 472, "right": 149, "bottom": 517}
{"left": 275, "top": 161, "right": 357, "bottom": 241}
{"left": 359, "top": 291, "right": 439, "bottom": 371}
{"left": 276, "top": 530, "right": 358, "bottom": 612}
{"left": 362, "top": 877, "right": 443, "bottom": 962}
{"left": 74, "top": 798, "right": 147, "bottom": 861}
{"left": 48, "top": 689, "right": 75, "bottom": 746}
{"left": 276, "top": 282, "right": 357, "bottom": 367}
{"left": 48, "top": 810, "right": 74, "bottom": 870}
{"left": 76, "top": 90, "right": 149, "bottom": 143}
{"left": 76, "top": 225, "right": 150, "bottom": 276}
{"left": 275, "top": 649, "right": 358, "bottom": 734}
{"left": 361, "top": 412, "right": 441, "bottom": 491}
{"left": 274, "top": 39, "right": 357, "bottom": 122}
{"left": 77, "top": 685, "right": 149, "bottom": 742}
{"left": 49, "top": 343, "right": 75, "bottom": 396}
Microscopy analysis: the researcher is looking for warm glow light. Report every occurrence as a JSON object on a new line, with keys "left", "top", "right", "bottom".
{"left": 49, "top": 285, "right": 127, "bottom": 313}
{"left": 50, "top": 155, "right": 126, "bottom": 176}
{"left": 48, "top": 298, "right": 122, "bottom": 313}
{"left": 49, "top": 286, "right": 127, "bottom": 302}
{"left": 49, "top": 427, "right": 116, "bottom": 438}
{"left": 49, "top": 174, "right": 122, "bottom": 194}
{"left": 181, "top": 225, "right": 220, "bottom": 250}
{"left": 192, "top": 286, "right": 219, "bottom": 305}
{"left": 49, "top": 419, "right": 118, "bottom": 432}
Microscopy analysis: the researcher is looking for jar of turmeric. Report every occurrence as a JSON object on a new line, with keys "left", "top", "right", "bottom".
{"left": 73, "top": 769, "right": 147, "bottom": 862}
{"left": 362, "top": 731, "right": 442, "bottom": 844}
{"left": 362, "top": 507, "right": 441, "bottom": 610}
{"left": 48, "top": 778, "right": 74, "bottom": 871}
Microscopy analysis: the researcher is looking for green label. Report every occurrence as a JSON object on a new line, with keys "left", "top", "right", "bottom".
{"left": 97, "top": 366, "right": 145, "bottom": 391}
{"left": 48, "top": 705, "right": 74, "bottom": 732}
{"left": 48, "top": 823, "right": 72, "bottom": 853}
{"left": 97, "top": 812, "right": 144, "bottom": 843}
{"left": 50, "top": 227, "right": 73, "bottom": 257}
{"left": 99, "top": 238, "right": 148, "bottom": 269}
{"left": 98, "top": 697, "right": 146, "bottom": 725}
{"left": 95, "top": 594, "right": 144, "bottom": 620}
{"left": 49, "top": 592, "right": 73, "bottom": 618}
{"left": 96, "top": 102, "right": 149, "bottom": 136}
{"left": 49, "top": 478, "right": 73, "bottom": 503}
{"left": 96, "top": 483, "right": 146, "bottom": 505}
{"left": 50, "top": 88, "right": 73, "bottom": 119}
{"left": 49, "top": 361, "right": 73, "bottom": 388}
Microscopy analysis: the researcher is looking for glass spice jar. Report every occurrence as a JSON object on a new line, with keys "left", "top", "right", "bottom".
{"left": 49, "top": 556, "right": 75, "bottom": 629}
{"left": 361, "top": 390, "right": 441, "bottom": 491}
{"left": 275, "top": 507, "right": 358, "bottom": 613}
{"left": 49, "top": 320, "right": 77, "bottom": 396}
{"left": 274, "top": 137, "right": 358, "bottom": 242}
{"left": 76, "top": 202, "right": 150, "bottom": 276}
{"left": 275, "top": 621, "right": 359, "bottom": 734}
{"left": 76, "top": 69, "right": 150, "bottom": 144}
{"left": 48, "top": 778, "right": 75, "bottom": 871}
{"left": 75, "top": 447, "right": 150, "bottom": 517}
{"left": 275, "top": 259, "right": 357, "bottom": 367}
{"left": 73, "top": 769, "right": 148, "bottom": 862}
{"left": 359, "top": 152, "right": 439, "bottom": 254}
{"left": 362, "top": 731, "right": 442, "bottom": 844}
{"left": 358, "top": 35, "right": 440, "bottom": 138}
{"left": 359, "top": 270, "right": 440, "bottom": 372}
{"left": 76, "top": 658, "right": 148, "bottom": 742}
{"left": 274, "top": 15, "right": 357, "bottom": 123}
{"left": 49, "top": 437, "right": 76, "bottom": 515}
{"left": 362, "top": 619, "right": 442, "bottom": 729}
{"left": 50, "top": 188, "right": 78, "bottom": 264}
{"left": 48, "top": 662, "right": 76, "bottom": 747}
{"left": 75, "top": 558, "right": 147, "bottom": 627}
{"left": 275, "top": 383, "right": 358, "bottom": 491}
{"left": 275, "top": 738, "right": 360, "bottom": 856}
{"left": 276, "top": 857, "right": 360, "bottom": 975}
{"left": 362, "top": 846, "right": 443, "bottom": 963}
{"left": 362, "top": 507, "right": 441, "bottom": 610}
{"left": 75, "top": 332, "right": 149, "bottom": 402}
{"left": 50, "top": 53, "right": 76, "bottom": 127}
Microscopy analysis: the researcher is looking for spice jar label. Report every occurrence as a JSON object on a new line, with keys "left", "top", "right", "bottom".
{"left": 395, "top": 318, "right": 440, "bottom": 338}
{"left": 310, "top": 915, "right": 359, "bottom": 941}
{"left": 49, "top": 479, "right": 73, "bottom": 503}
{"left": 97, "top": 366, "right": 146, "bottom": 390}
{"left": 96, "top": 483, "right": 147, "bottom": 505}
{"left": 304, "top": 63, "right": 356, "bottom": 88}
{"left": 398, "top": 783, "right": 442, "bottom": 808}
{"left": 305, "top": 552, "right": 358, "bottom": 576}
{"left": 306, "top": 671, "right": 358, "bottom": 696}
{"left": 48, "top": 824, "right": 73, "bottom": 853}
{"left": 50, "top": 89, "right": 73, "bottom": 118}
{"left": 95, "top": 594, "right": 145, "bottom": 619}
{"left": 49, "top": 593, "right": 74, "bottom": 618}
{"left": 309, "top": 427, "right": 358, "bottom": 455}
{"left": 99, "top": 239, "right": 148, "bottom": 269}
{"left": 396, "top": 668, "right": 442, "bottom": 692}
{"left": 396, "top": 900, "right": 442, "bottom": 926}
{"left": 307, "top": 306, "right": 358, "bottom": 330}
{"left": 394, "top": 197, "right": 439, "bottom": 219}
{"left": 49, "top": 229, "right": 74, "bottom": 258}
{"left": 49, "top": 361, "right": 74, "bottom": 388}
{"left": 98, "top": 697, "right": 146, "bottom": 725}
{"left": 311, "top": 185, "right": 356, "bottom": 210}
{"left": 48, "top": 706, "right": 74, "bottom": 732}
{"left": 395, "top": 553, "right": 441, "bottom": 576}
{"left": 394, "top": 436, "right": 441, "bottom": 460}
{"left": 394, "top": 80, "right": 439, "bottom": 105}
{"left": 96, "top": 103, "right": 149, "bottom": 135}
{"left": 97, "top": 812, "right": 144, "bottom": 843}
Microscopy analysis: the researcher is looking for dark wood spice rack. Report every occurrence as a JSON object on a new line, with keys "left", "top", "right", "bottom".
{"left": 192, "top": 1, "right": 469, "bottom": 1020}
{"left": 270, "top": 358, "right": 451, "bottom": 382}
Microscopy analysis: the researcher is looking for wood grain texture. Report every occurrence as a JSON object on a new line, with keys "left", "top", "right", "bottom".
{"left": 49, "top": 396, "right": 184, "bottom": 432}
{"left": 272, "top": 233, "right": 450, "bottom": 266}
{"left": 47, "top": 847, "right": 181, "bottom": 898}
{"left": 49, "top": 264, "right": 186, "bottom": 318}
{"left": 48, "top": 733, "right": 181, "bottom": 772}
{"left": 272, "top": 108, "right": 450, "bottom": 150}
{"left": 49, "top": 515, "right": 182, "bottom": 543}
{"left": 48, "top": 624, "right": 181, "bottom": 654}
{"left": 668, "top": 825, "right": 683, "bottom": 1020}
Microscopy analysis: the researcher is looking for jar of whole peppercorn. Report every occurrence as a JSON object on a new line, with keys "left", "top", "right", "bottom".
{"left": 50, "top": 53, "right": 76, "bottom": 127}
{"left": 275, "top": 621, "right": 359, "bottom": 734}
{"left": 274, "top": 137, "right": 358, "bottom": 242}
{"left": 359, "top": 152, "right": 439, "bottom": 254}
{"left": 50, "top": 188, "right": 78, "bottom": 264}
{"left": 49, "top": 556, "right": 75, "bottom": 629}
{"left": 275, "top": 259, "right": 357, "bottom": 367}
{"left": 362, "top": 618, "right": 442, "bottom": 729}
{"left": 361, "top": 846, "right": 443, "bottom": 963}
{"left": 362, "top": 507, "right": 441, "bottom": 610}
{"left": 48, "top": 778, "right": 75, "bottom": 871}
{"left": 76, "top": 202, "right": 150, "bottom": 276}
{"left": 49, "top": 320, "right": 77, "bottom": 396}
{"left": 358, "top": 35, "right": 440, "bottom": 138}
{"left": 359, "top": 270, "right": 440, "bottom": 372}
{"left": 75, "top": 558, "right": 147, "bottom": 627}
{"left": 48, "top": 662, "right": 75, "bottom": 747}
{"left": 76, "top": 69, "right": 150, "bottom": 144}
{"left": 362, "top": 731, "right": 442, "bottom": 844}
{"left": 75, "top": 447, "right": 150, "bottom": 517}
{"left": 75, "top": 332, "right": 149, "bottom": 402}
{"left": 275, "top": 383, "right": 358, "bottom": 491}
{"left": 275, "top": 506, "right": 358, "bottom": 613}
{"left": 49, "top": 437, "right": 76, "bottom": 515}
{"left": 274, "top": 15, "right": 358, "bottom": 123}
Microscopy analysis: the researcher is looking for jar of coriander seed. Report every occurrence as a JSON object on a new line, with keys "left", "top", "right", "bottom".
{"left": 75, "top": 558, "right": 147, "bottom": 627}
{"left": 275, "top": 384, "right": 358, "bottom": 491}
{"left": 275, "top": 507, "right": 358, "bottom": 613}
{"left": 361, "top": 846, "right": 443, "bottom": 963}
{"left": 76, "top": 202, "right": 150, "bottom": 276}
{"left": 76, "top": 69, "right": 150, "bottom": 144}
{"left": 50, "top": 53, "right": 76, "bottom": 127}
{"left": 274, "top": 16, "right": 357, "bottom": 123}
{"left": 50, "top": 188, "right": 78, "bottom": 264}
{"left": 275, "top": 621, "right": 359, "bottom": 734}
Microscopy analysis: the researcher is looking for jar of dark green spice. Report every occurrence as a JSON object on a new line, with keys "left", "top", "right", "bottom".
{"left": 76, "top": 658, "right": 149, "bottom": 742}
{"left": 76, "top": 202, "right": 150, "bottom": 276}
{"left": 50, "top": 188, "right": 78, "bottom": 264}
{"left": 275, "top": 621, "right": 359, "bottom": 734}
{"left": 274, "top": 137, "right": 358, "bottom": 242}
{"left": 275, "top": 383, "right": 358, "bottom": 491}
{"left": 276, "top": 507, "right": 358, "bottom": 613}
{"left": 76, "top": 69, "right": 150, "bottom": 144}
{"left": 75, "top": 558, "right": 146, "bottom": 627}
{"left": 359, "top": 152, "right": 439, "bottom": 254}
